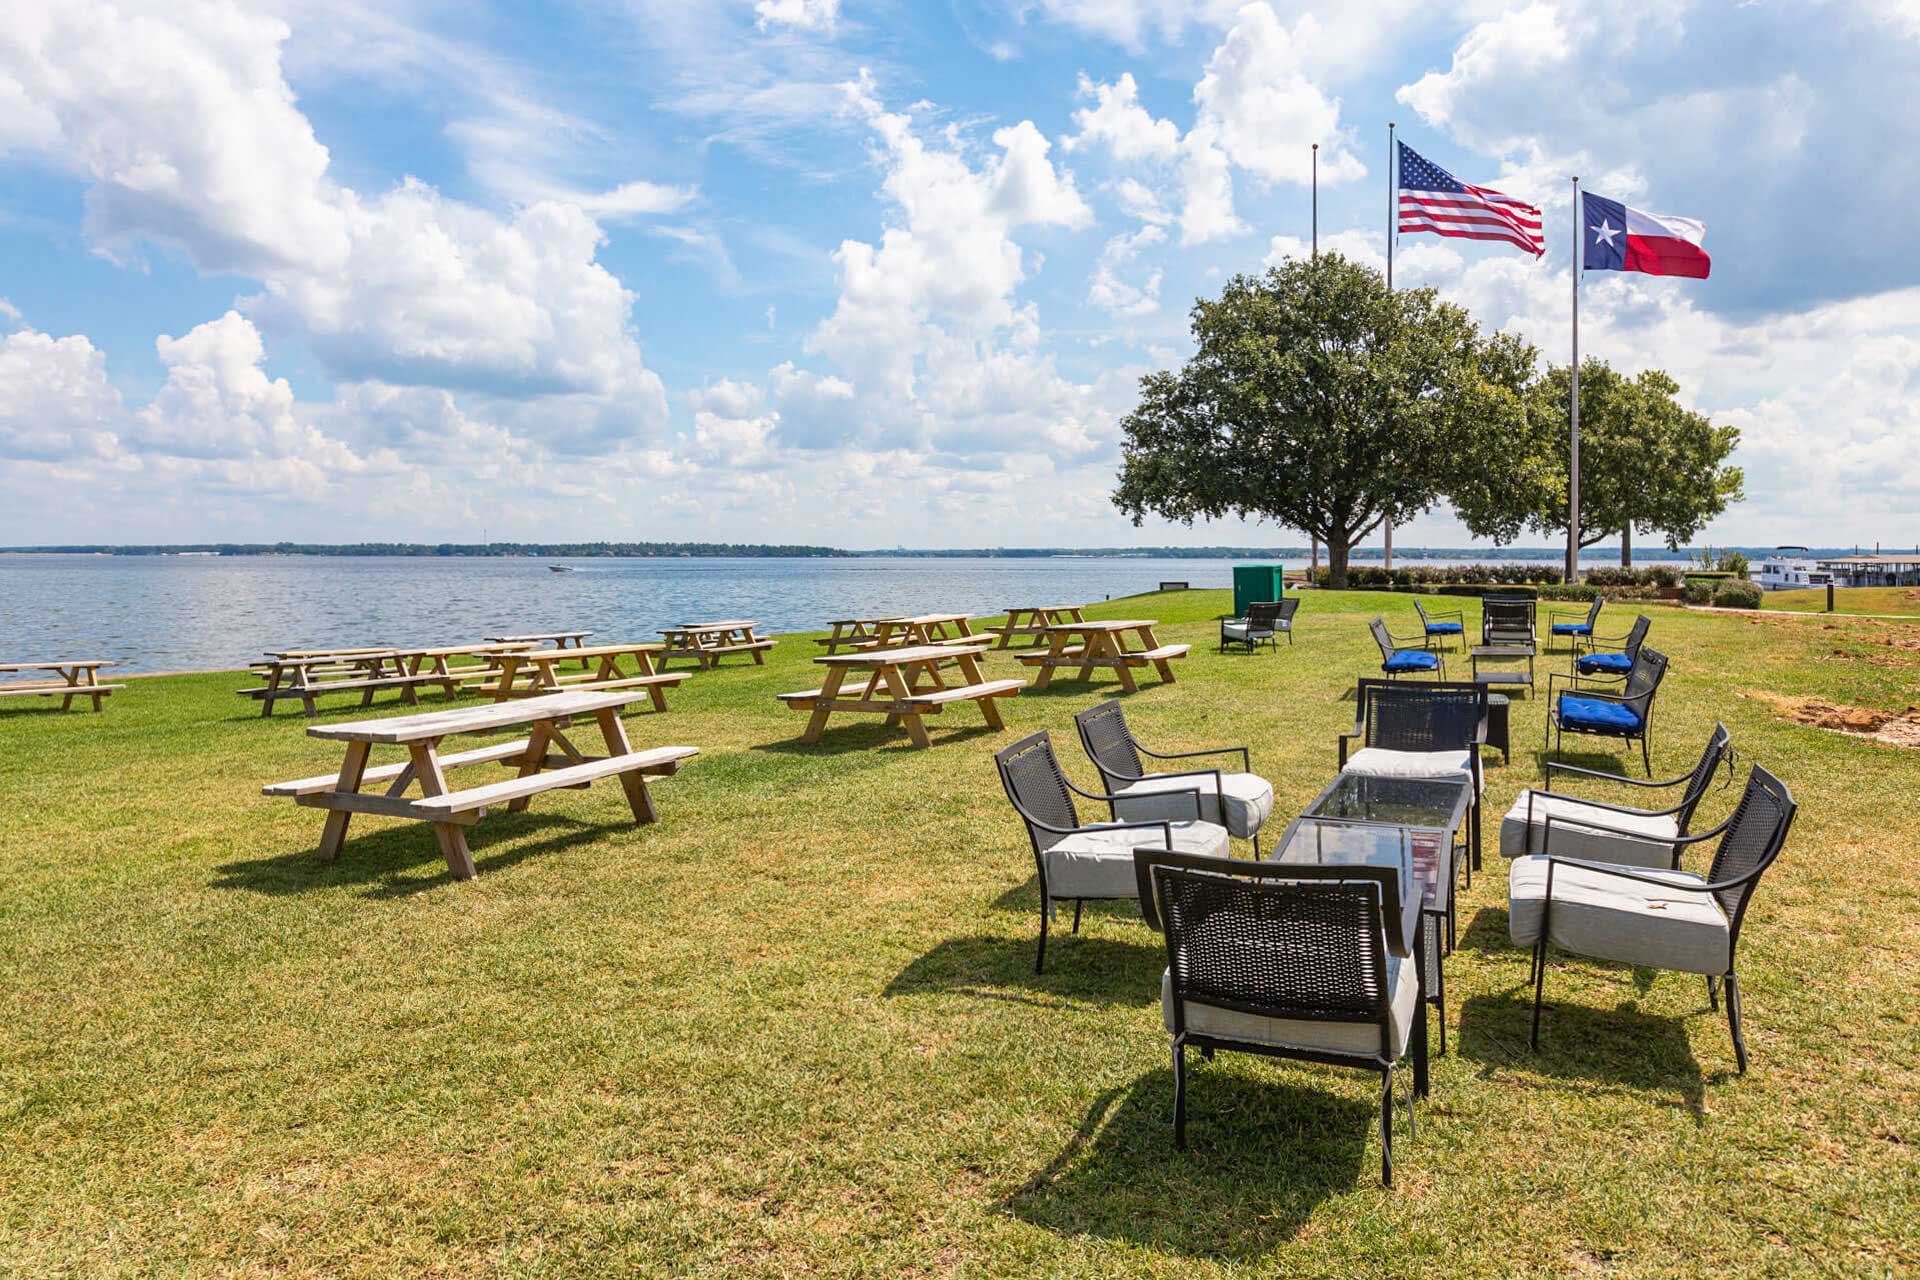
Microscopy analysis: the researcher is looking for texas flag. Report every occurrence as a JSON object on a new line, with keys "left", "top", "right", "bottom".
{"left": 1581, "top": 192, "right": 1711, "bottom": 278}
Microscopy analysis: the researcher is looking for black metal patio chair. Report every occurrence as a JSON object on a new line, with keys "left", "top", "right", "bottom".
{"left": 1544, "top": 646, "right": 1669, "bottom": 776}
{"left": 1572, "top": 613, "right": 1651, "bottom": 680}
{"left": 1501, "top": 722, "right": 1733, "bottom": 867}
{"left": 1370, "top": 617, "right": 1444, "bottom": 679}
{"left": 1547, "top": 596, "right": 1605, "bottom": 654}
{"left": 1134, "top": 849, "right": 1418, "bottom": 1184}
{"left": 1074, "top": 699, "right": 1273, "bottom": 851}
{"left": 1337, "top": 678, "right": 1486, "bottom": 887}
{"left": 1218, "top": 599, "right": 1294, "bottom": 653}
{"left": 1510, "top": 763, "right": 1797, "bottom": 1073}
{"left": 1412, "top": 598, "right": 1465, "bottom": 652}
{"left": 995, "top": 731, "right": 1229, "bottom": 973}
{"left": 1481, "top": 595, "right": 1537, "bottom": 649}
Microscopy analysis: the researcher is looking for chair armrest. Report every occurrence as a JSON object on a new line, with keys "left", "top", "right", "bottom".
{"left": 1429, "top": 609, "right": 1465, "bottom": 624}
{"left": 1546, "top": 760, "right": 1690, "bottom": 791}
{"left": 1539, "top": 844, "right": 1764, "bottom": 894}
{"left": 1338, "top": 726, "right": 1364, "bottom": 769}
{"left": 1141, "top": 744, "right": 1251, "bottom": 772}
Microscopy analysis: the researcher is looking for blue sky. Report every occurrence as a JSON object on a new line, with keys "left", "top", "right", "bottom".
{"left": 2, "top": 0, "right": 1916, "bottom": 549}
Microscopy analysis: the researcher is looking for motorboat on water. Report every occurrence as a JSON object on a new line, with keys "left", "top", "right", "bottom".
{"left": 1749, "top": 547, "right": 1830, "bottom": 591}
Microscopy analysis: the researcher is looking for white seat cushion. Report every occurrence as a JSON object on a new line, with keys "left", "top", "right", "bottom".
{"left": 1113, "top": 771, "right": 1275, "bottom": 839}
{"left": 1500, "top": 791, "right": 1679, "bottom": 867}
{"left": 1508, "top": 856, "right": 1730, "bottom": 975}
{"left": 1221, "top": 622, "right": 1252, "bottom": 640}
{"left": 1343, "top": 747, "right": 1482, "bottom": 795}
{"left": 1161, "top": 957, "right": 1418, "bottom": 1060}
{"left": 1042, "top": 821, "right": 1230, "bottom": 899}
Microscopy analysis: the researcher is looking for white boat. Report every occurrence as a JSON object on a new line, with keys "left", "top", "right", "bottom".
{"left": 548, "top": 564, "right": 575, "bottom": 573}
{"left": 1749, "top": 547, "right": 1831, "bottom": 592}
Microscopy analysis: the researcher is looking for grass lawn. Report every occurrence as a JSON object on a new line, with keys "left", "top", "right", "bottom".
{"left": 1761, "top": 585, "right": 1920, "bottom": 616}
{"left": 2, "top": 590, "right": 1916, "bottom": 1278}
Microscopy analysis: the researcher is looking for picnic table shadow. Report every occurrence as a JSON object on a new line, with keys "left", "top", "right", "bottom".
{"left": 211, "top": 811, "right": 605, "bottom": 899}
{"left": 1004, "top": 1069, "right": 1371, "bottom": 1258}
{"left": 750, "top": 720, "right": 1004, "bottom": 757}
{"left": 884, "top": 933, "right": 1161, "bottom": 1010}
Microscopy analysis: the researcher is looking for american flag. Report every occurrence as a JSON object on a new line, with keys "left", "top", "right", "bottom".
{"left": 1397, "top": 142, "right": 1543, "bottom": 256}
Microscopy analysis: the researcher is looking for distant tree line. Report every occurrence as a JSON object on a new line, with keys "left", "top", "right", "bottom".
{"left": 3, "top": 542, "right": 846, "bottom": 558}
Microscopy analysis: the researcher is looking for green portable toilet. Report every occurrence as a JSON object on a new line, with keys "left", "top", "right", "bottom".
{"left": 1233, "top": 564, "right": 1285, "bottom": 617}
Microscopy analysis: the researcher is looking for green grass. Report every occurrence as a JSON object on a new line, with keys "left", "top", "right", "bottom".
{"left": 1761, "top": 586, "right": 1920, "bottom": 615}
{"left": 1, "top": 591, "right": 1916, "bottom": 1278}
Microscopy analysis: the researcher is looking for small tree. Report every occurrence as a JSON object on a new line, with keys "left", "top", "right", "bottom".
{"left": 1112, "top": 254, "right": 1535, "bottom": 587}
{"left": 1455, "top": 359, "right": 1744, "bottom": 566}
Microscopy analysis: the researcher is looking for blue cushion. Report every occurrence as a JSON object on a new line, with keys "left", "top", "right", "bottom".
{"left": 1551, "top": 623, "right": 1593, "bottom": 635}
{"left": 1424, "top": 621, "right": 1464, "bottom": 634}
{"left": 1384, "top": 650, "right": 1440, "bottom": 672}
{"left": 1576, "top": 651, "right": 1633, "bottom": 675}
{"left": 1557, "top": 695, "right": 1642, "bottom": 733}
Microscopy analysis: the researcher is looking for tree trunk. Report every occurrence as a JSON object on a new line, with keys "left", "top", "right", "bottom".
{"left": 1325, "top": 537, "right": 1351, "bottom": 589}
{"left": 1621, "top": 525, "right": 1632, "bottom": 568}
{"left": 1310, "top": 537, "right": 1320, "bottom": 574}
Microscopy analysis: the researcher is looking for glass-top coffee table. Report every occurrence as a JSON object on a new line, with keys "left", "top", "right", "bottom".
{"left": 1471, "top": 643, "right": 1535, "bottom": 691}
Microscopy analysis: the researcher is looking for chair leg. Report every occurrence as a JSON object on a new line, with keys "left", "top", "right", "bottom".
{"left": 1379, "top": 1067, "right": 1395, "bottom": 1186}
{"left": 1035, "top": 899, "right": 1049, "bottom": 974}
{"left": 1172, "top": 1042, "right": 1188, "bottom": 1150}
{"left": 1726, "top": 973, "right": 1749, "bottom": 1074}
{"left": 1707, "top": 974, "right": 1719, "bottom": 1011}
{"left": 1641, "top": 733, "right": 1652, "bottom": 778}
{"left": 1071, "top": 900, "right": 1083, "bottom": 934}
{"left": 1530, "top": 940, "right": 1548, "bottom": 1050}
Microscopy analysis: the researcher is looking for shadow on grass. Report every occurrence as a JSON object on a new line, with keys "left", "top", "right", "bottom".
{"left": 749, "top": 720, "right": 1005, "bottom": 756}
{"left": 883, "top": 933, "right": 1161, "bottom": 1009}
{"left": 1455, "top": 981, "right": 1712, "bottom": 1119}
{"left": 1015, "top": 676, "right": 1156, "bottom": 701}
{"left": 211, "top": 812, "right": 606, "bottom": 899}
{"left": 1005, "top": 1068, "right": 1371, "bottom": 1257}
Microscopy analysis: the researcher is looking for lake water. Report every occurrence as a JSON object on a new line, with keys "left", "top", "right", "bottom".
{"left": 0, "top": 552, "right": 1694, "bottom": 673}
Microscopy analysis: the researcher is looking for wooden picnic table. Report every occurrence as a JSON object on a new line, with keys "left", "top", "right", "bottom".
{"left": 863, "top": 613, "right": 984, "bottom": 649}
{"left": 0, "top": 660, "right": 123, "bottom": 712}
{"left": 243, "top": 644, "right": 522, "bottom": 717}
{"left": 815, "top": 616, "right": 906, "bottom": 654}
{"left": 1016, "top": 619, "right": 1189, "bottom": 692}
{"left": 658, "top": 620, "right": 775, "bottom": 670}
{"left": 485, "top": 631, "right": 594, "bottom": 668}
{"left": 995, "top": 605, "right": 1087, "bottom": 648}
{"left": 479, "top": 642, "right": 685, "bottom": 710}
{"left": 776, "top": 643, "right": 1024, "bottom": 749}
{"left": 262, "top": 690, "right": 698, "bottom": 880}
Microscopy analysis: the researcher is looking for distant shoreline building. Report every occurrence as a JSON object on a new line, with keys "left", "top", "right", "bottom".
{"left": 1813, "top": 553, "right": 1920, "bottom": 588}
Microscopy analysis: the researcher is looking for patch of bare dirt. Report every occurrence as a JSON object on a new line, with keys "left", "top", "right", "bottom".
{"left": 1748, "top": 691, "right": 1920, "bottom": 748}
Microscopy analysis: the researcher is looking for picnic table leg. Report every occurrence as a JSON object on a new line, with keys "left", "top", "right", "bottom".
{"left": 505, "top": 722, "right": 553, "bottom": 813}
{"left": 634, "top": 650, "right": 670, "bottom": 712}
{"left": 260, "top": 663, "right": 283, "bottom": 717}
{"left": 293, "top": 663, "right": 319, "bottom": 717}
{"left": 1034, "top": 633, "right": 1068, "bottom": 691}
{"left": 58, "top": 667, "right": 77, "bottom": 712}
{"left": 955, "top": 652, "right": 1006, "bottom": 730}
{"left": 594, "top": 707, "right": 658, "bottom": 823}
{"left": 317, "top": 741, "right": 372, "bottom": 863}
{"left": 1097, "top": 633, "right": 1137, "bottom": 692}
{"left": 997, "top": 611, "right": 1018, "bottom": 648}
{"left": 804, "top": 667, "right": 848, "bottom": 744}
{"left": 408, "top": 740, "right": 477, "bottom": 880}
{"left": 877, "top": 664, "right": 932, "bottom": 748}
{"left": 1140, "top": 626, "right": 1176, "bottom": 684}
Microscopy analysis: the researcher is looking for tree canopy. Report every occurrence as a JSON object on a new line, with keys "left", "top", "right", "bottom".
{"left": 1111, "top": 253, "right": 1536, "bottom": 586}
{"left": 1450, "top": 359, "right": 1744, "bottom": 564}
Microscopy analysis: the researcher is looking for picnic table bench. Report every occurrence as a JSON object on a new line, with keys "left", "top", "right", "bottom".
{"left": 776, "top": 643, "right": 1023, "bottom": 749}
{"left": 658, "top": 620, "right": 775, "bottom": 670}
{"left": 0, "top": 660, "right": 123, "bottom": 712}
{"left": 263, "top": 690, "right": 697, "bottom": 880}
{"left": 995, "top": 605, "right": 1086, "bottom": 647}
{"left": 1016, "top": 619, "right": 1189, "bottom": 692}
{"left": 478, "top": 642, "right": 684, "bottom": 710}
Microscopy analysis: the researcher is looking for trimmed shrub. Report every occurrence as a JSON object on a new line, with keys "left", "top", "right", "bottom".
{"left": 1684, "top": 579, "right": 1714, "bottom": 604}
{"left": 1713, "top": 580, "right": 1763, "bottom": 609}
{"left": 1539, "top": 585, "right": 1601, "bottom": 602}
{"left": 1649, "top": 565, "right": 1679, "bottom": 588}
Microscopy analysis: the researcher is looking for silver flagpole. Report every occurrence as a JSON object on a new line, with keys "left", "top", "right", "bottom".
{"left": 1568, "top": 176, "right": 1581, "bottom": 585}
{"left": 1311, "top": 143, "right": 1319, "bottom": 257}
{"left": 1384, "top": 123, "right": 1394, "bottom": 570}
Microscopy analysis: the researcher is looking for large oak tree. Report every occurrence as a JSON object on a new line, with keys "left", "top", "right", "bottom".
{"left": 1111, "top": 253, "right": 1534, "bottom": 587}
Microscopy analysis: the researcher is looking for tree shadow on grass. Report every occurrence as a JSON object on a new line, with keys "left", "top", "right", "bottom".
{"left": 211, "top": 812, "right": 607, "bottom": 899}
{"left": 1004, "top": 1068, "right": 1372, "bottom": 1259}
{"left": 883, "top": 933, "right": 1162, "bottom": 1009}
{"left": 1455, "top": 980, "right": 1714, "bottom": 1119}
{"left": 1016, "top": 676, "right": 1154, "bottom": 701}
{"left": 749, "top": 720, "right": 1004, "bottom": 757}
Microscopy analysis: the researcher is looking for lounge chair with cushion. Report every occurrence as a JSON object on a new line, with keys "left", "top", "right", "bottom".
{"left": 1413, "top": 598, "right": 1465, "bottom": 651}
{"left": 1135, "top": 849, "right": 1419, "bottom": 1184}
{"left": 1501, "top": 722, "right": 1732, "bottom": 868}
{"left": 1074, "top": 699, "right": 1274, "bottom": 852}
{"left": 1219, "top": 599, "right": 1295, "bottom": 653}
{"left": 1511, "top": 763, "right": 1796, "bottom": 1072}
{"left": 1545, "top": 647, "right": 1669, "bottom": 776}
{"left": 1574, "top": 614, "right": 1651, "bottom": 680}
{"left": 1370, "top": 617, "right": 1444, "bottom": 679}
{"left": 1481, "top": 596, "right": 1537, "bottom": 649}
{"left": 1548, "top": 597, "right": 1604, "bottom": 654}
{"left": 996, "top": 731, "right": 1230, "bottom": 972}
{"left": 1339, "top": 677, "right": 1486, "bottom": 882}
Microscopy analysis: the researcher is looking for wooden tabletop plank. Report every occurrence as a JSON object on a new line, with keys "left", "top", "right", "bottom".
{"left": 506, "top": 642, "right": 665, "bottom": 662}
{"left": 673, "top": 620, "right": 758, "bottom": 631}
{"left": 306, "top": 690, "right": 651, "bottom": 743}
{"left": 484, "top": 632, "right": 592, "bottom": 643}
{"left": 1038, "top": 619, "right": 1156, "bottom": 632}
{"left": 0, "top": 660, "right": 116, "bottom": 672}
{"left": 816, "top": 643, "right": 987, "bottom": 666}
